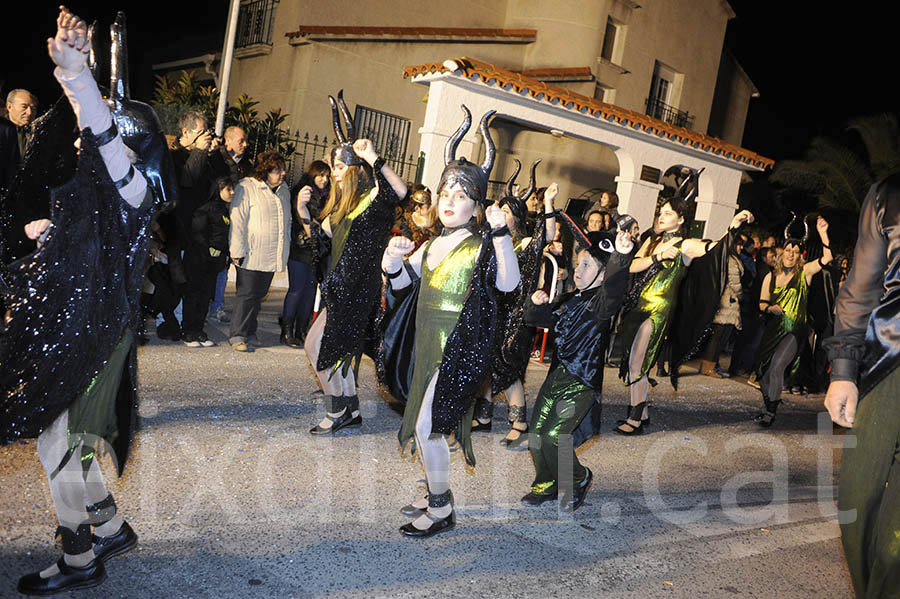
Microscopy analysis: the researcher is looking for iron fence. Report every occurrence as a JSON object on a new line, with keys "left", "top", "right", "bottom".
{"left": 248, "top": 127, "right": 424, "bottom": 188}
{"left": 645, "top": 96, "right": 694, "bottom": 129}
{"left": 236, "top": 0, "right": 279, "bottom": 48}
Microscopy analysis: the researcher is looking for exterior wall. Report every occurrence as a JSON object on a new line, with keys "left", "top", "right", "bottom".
{"left": 707, "top": 51, "right": 757, "bottom": 146}
{"left": 611, "top": 0, "right": 733, "bottom": 133}
{"left": 220, "top": 0, "right": 752, "bottom": 239}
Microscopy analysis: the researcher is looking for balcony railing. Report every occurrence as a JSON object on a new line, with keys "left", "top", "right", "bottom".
{"left": 645, "top": 97, "right": 694, "bottom": 129}
{"left": 236, "top": 0, "right": 279, "bottom": 48}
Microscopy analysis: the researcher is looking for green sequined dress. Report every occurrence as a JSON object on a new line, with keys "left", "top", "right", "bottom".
{"left": 399, "top": 233, "right": 482, "bottom": 462}
{"left": 619, "top": 247, "right": 688, "bottom": 384}
{"left": 755, "top": 269, "right": 808, "bottom": 378}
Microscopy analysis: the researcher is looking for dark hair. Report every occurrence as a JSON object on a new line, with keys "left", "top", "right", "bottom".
{"left": 602, "top": 191, "right": 619, "bottom": 210}
{"left": 306, "top": 159, "right": 330, "bottom": 178}
{"left": 253, "top": 150, "right": 286, "bottom": 181}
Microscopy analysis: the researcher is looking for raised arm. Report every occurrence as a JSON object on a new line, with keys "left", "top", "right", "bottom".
{"left": 352, "top": 139, "right": 407, "bottom": 202}
{"left": 681, "top": 210, "right": 754, "bottom": 260}
{"left": 487, "top": 204, "right": 521, "bottom": 292}
{"left": 381, "top": 236, "right": 425, "bottom": 290}
{"left": 543, "top": 182, "right": 558, "bottom": 243}
{"left": 802, "top": 216, "right": 833, "bottom": 281}
{"left": 49, "top": 6, "right": 147, "bottom": 208}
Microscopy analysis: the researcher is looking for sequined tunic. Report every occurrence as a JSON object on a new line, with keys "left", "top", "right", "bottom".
{"left": 1, "top": 127, "right": 152, "bottom": 474}
{"left": 756, "top": 269, "right": 808, "bottom": 378}
{"left": 317, "top": 171, "right": 400, "bottom": 372}
{"left": 619, "top": 244, "right": 688, "bottom": 384}
{"left": 399, "top": 234, "right": 481, "bottom": 461}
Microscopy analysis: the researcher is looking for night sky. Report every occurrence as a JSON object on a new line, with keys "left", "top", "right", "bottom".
{"left": 4, "top": 2, "right": 896, "bottom": 165}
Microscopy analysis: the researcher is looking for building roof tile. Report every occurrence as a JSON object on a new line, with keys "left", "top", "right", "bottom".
{"left": 286, "top": 26, "right": 537, "bottom": 42}
{"left": 403, "top": 57, "right": 773, "bottom": 170}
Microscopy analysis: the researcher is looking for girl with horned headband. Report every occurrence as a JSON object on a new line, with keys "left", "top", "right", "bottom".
{"left": 471, "top": 159, "right": 558, "bottom": 449}
{"left": 753, "top": 213, "right": 831, "bottom": 427}
{"left": 381, "top": 106, "right": 519, "bottom": 536}
{"left": 304, "top": 90, "right": 407, "bottom": 435}
{"left": 615, "top": 170, "right": 753, "bottom": 435}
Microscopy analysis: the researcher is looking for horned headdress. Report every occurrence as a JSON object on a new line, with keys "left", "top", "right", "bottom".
{"left": 437, "top": 105, "right": 496, "bottom": 204}
{"left": 328, "top": 90, "right": 362, "bottom": 167}
{"left": 88, "top": 13, "right": 177, "bottom": 206}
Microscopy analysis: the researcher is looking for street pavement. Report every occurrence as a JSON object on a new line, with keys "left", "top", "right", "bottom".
{"left": 0, "top": 289, "right": 854, "bottom": 598}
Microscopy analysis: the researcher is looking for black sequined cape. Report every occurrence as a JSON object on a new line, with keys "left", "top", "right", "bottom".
{"left": 317, "top": 168, "right": 401, "bottom": 372}
{"left": 668, "top": 229, "right": 735, "bottom": 389}
{"left": 0, "top": 124, "right": 152, "bottom": 475}
{"left": 490, "top": 217, "right": 547, "bottom": 395}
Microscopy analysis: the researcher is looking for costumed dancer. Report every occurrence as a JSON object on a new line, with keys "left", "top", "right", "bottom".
{"left": 615, "top": 170, "right": 753, "bottom": 434}
{"left": 471, "top": 160, "right": 558, "bottom": 449}
{"left": 304, "top": 91, "right": 407, "bottom": 434}
{"left": 753, "top": 214, "right": 831, "bottom": 426}
{"left": 1, "top": 8, "right": 176, "bottom": 594}
{"left": 380, "top": 106, "right": 519, "bottom": 536}
{"left": 522, "top": 225, "right": 634, "bottom": 510}
{"left": 823, "top": 173, "right": 900, "bottom": 597}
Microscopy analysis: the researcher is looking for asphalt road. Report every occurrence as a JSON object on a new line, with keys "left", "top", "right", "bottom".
{"left": 0, "top": 289, "right": 854, "bottom": 598}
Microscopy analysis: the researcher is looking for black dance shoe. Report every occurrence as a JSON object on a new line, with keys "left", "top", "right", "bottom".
{"left": 520, "top": 491, "right": 558, "bottom": 506}
{"left": 614, "top": 402, "right": 647, "bottom": 435}
{"left": 754, "top": 397, "right": 781, "bottom": 428}
{"left": 17, "top": 557, "right": 107, "bottom": 595}
{"left": 309, "top": 409, "right": 362, "bottom": 435}
{"left": 399, "top": 510, "right": 456, "bottom": 537}
{"left": 561, "top": 468, "right": 593, "bottom": 513}
{"left": 400, "top": 495, "right": 428, "bottom": 517}
{"left": 92, "top": 521, "right": 138, "bottom": 562}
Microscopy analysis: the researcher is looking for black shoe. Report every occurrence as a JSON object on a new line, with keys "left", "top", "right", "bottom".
{"left": 520, "top": 491, "right": 558, "bottom": 506}
{"left": 561, "top": 468, "right": 593, "bottom": 513}
{"left": 92, "top": 522, "right": 138, "bottom": 562}
{"left": 399, "top": 510, "right": 456, "bottom": 537}
{"left": 471, "top": 398, "right": 493, "bottom": 432}
{"left": 754, "top": 397, "right": 781, "bottom": 428}
{"left": 279, "top": 317, "right": 302, "bottom": 348}
{"left": 400, "top": 496, "right": 428, "bottom": 518}
{"left": 17, "top": 557, "right": 107, "bottom": 595}
{"left": 309, "top": 409, "right": 362, "bottom": 435}
{"left": 614, "top": 402, "right": 647, "bottom": 435}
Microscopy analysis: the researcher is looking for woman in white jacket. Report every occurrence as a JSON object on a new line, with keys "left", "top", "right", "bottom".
{"left": 228, "top": 150, "right": 291, "bottom": 351}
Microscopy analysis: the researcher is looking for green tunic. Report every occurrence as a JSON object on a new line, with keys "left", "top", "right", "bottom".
{"left": 327, "top": 186, "right": 376, "bottom": 276}
{"left": 620, "top": 247, "right": 688, "bottom": 384}
{"left": 756, "top": 269, "right": 808, "bottom": 378}
{"left": 399, "top": 233, "right": 482, "bottom": 461}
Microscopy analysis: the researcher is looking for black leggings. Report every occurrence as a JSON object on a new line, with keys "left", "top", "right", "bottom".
{"left": 760, "top": 335, "right": 798, "bottom": 402}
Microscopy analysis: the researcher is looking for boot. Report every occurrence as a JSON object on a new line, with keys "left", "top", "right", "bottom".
{"left": 279, "top": 316, "right": 301, "bottom": 347}
{"left": 699, "top": 360, "right": 716, "bottom": 376}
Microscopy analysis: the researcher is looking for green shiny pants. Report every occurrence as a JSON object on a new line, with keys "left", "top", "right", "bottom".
{"left": 528, "top": 364, "right": 594, "bottom": 496}
{"left": 838, "top": 366, "right": 900, "bottom": 598}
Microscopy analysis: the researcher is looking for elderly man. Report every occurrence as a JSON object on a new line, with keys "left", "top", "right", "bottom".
{"left": 211, "top": 125, "right": 251, "bottom": 181}
{"left": 1, "top": 89, "right": 38, "bottom": 191}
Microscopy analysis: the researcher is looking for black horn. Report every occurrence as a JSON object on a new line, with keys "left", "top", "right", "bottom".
{"left": 479, "top": 110, "right": 496, "bottom": 175}
{"left": 337, "top": 89, "right": 356, "bottom": 141}
{"left": 444, "top": 105, "right": 472, "bottom": 166}
{"left": 505, "top": 159, "right": 522, "bottom": 198}
{"left": 109, "top": 12, "right": 130, "bottom": 101}
{"left": 520, "top": 159, "right": 541, "bottom": 202}
{"left": 328, "top": 95, "right": 346, "bottom": 144}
